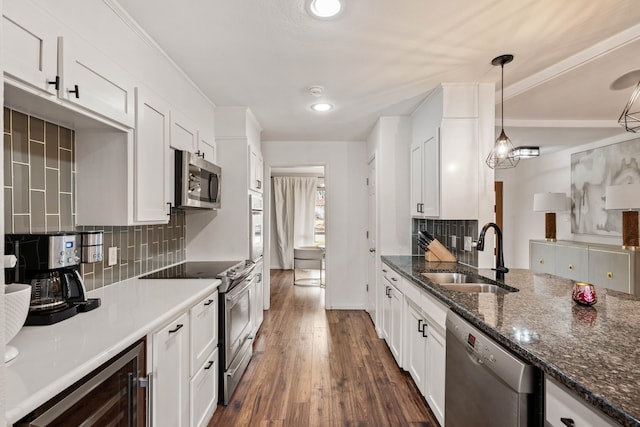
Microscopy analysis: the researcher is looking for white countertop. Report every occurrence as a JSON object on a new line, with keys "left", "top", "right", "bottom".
{"left": 5, "top": 276, "right": 220, "bottom": 424}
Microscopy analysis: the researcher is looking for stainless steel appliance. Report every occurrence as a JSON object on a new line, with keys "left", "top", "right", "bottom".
{"left": 445, "top": 310, "right": 542, "bottom": 426}
{"left": 80, "top": 230, "right": 104, "bottom": 263}
{"left": 140, "top": 260, "right": 256, "bottom": 405}
{"left": 249, "top": 194, "right": 263, "bottom": 261}
{"left": 5, "top": 233, "right": 101, "bottom": 325}
{"left": 15, "top": 340, "right": 147, "bottom": 426}
{"left": 175, "top": 150, "right": 222, "bottom": 209}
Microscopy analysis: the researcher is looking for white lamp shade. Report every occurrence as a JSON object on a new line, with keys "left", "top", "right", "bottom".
{"left": 605, "top": 184, "right": 640, "bottom": 210}
{"left": 533, "top": 192, "right": 567, "bottom": 212}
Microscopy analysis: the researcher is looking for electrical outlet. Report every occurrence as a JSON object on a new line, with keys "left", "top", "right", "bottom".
{"left": 451, "top": 235, "right": 457, "bottom": 249}
{"left": 108, "top": 247, "right": 118, "bottom": 266}
{"left": 464, "top": 236, "right": 473, "bottom": 252}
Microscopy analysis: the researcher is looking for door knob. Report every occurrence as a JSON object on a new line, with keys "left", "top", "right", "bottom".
{"left": 369, "top": 248, "right": 376, "bottom": 253}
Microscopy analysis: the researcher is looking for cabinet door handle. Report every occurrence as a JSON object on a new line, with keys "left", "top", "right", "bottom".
{"left": 607, "top": 272, "right": 613, "bottom": 279}
{"left": 257, "top": 180, "right": 262, "bottom": 189}
{"left": 422, "top": 323, "right": 428, "bottom": 338}
{"left": 68, "top": 84, "right": 80, "bottom": 98}
{"left": 568, "top": 264, "right": 574, "bottom": 270}
{"left": 385, "top": 286, "right": 390, "bottom": 296}
{"left": 204, "top": 361, "right": 214, "bottom": 370}
{"left": 168, "top": 324, "right": 183, "bottom": 334}
{"left": 391, "top": 277, "right": 398, "bottom": 282}
{"left": 204, "top": 299, "right": 214, "bottom": 306}
{"left": 418, "top": 319, "right": 424, "bottom": 333}
{"left": 166, "top": 202, "right": 172, "bottom": 216}
{"left": 382, "top": 269, "right": 388, "bottom": 273}
{"left": 560, "top": 418, "right": 575, "bottom": 427}
{"left": 539, "top": 258, "right": 544, "bottom": 264}
{"left": 48, "top": 75, "right": 60, "bottom": 91}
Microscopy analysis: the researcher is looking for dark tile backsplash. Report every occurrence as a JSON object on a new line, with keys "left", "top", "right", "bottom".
{"left": 413, "top": 218, "right": 479, "bottom": 267}
{"left": 4, "top": 107, "right": 185, "bottom": 289}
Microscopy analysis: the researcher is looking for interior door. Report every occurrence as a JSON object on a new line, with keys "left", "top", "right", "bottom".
{"left": 367, "top": 158, "right": 376, "bottom": 318}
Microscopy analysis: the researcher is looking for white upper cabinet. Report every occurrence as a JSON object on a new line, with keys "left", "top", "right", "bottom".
{"left": 170, "top": 110, "right": 199, "bottom": 152}
{"left": 134, "top": 87, "right": 171, "bottom": 223}
{"left": 2, "top": 0, "right": 58, "bottom": 95}
{"left": 3, "top": 0, "right": 135, "bottom": 128}
{"left": 59, "top": 36, "right": 135, "bottom": 127}
{"left": 197, "top": 131, "right": 216, "bottom": 163}
{"left": 411, "top": 83, "right": 491, "bottom": 220}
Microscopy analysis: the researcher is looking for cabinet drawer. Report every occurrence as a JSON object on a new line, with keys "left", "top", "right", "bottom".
{"left": 381, "top": 264, "right": 401, "bottom": 287}
{"left": 190, "top": 291, "right": 218, "bottom": 377}
{"left": 555, "top": 245, "right": 588, "bottom": 282}
{"left": 530, "top": 242, "right": 556, "bottom": 275}
{"left": 421, "top": 290, "right": 448, "bottom": 331}
{"left": 588, "top": 249, "right": 631, "bottom": 293}
{"left": 545, "top": 377, "right": 619, "bottom": 427}
{"left": 190, "top": 348, "right": 218, "bottom": 427}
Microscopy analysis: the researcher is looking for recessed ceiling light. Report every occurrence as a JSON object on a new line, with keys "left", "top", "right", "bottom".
{"left": 311, "top": 103, "right": 333, "bottom": 112}
{"left": 307, "top": 0, "right": 343, "bottom": 18}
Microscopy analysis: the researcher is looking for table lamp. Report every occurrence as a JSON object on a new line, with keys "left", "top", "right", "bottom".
{"left": 533, "top": 193, "right": 567, "bottom": 241}
{"left": 605, "top": 184, "right": 640, "bottom": 249}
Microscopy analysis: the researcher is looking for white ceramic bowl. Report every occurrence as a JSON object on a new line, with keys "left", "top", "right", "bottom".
{"left": 4, "top": 284, "right": 31, "bottom": 363}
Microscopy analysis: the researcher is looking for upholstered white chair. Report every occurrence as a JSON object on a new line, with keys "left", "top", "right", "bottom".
{"left": 293, "top": 246, "right": 324, "bottom": 286}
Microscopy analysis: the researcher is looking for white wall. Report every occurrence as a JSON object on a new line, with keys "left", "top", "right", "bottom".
{"left": 262, "top": 140, "right": 368, "bottom": 310}
{"left": 497, "top": 132, "right": 636, "bottom": 269}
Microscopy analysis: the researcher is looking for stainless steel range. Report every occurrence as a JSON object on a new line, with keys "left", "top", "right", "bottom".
{"left": 141, "top": 260, "right": 257, "bottom": 405}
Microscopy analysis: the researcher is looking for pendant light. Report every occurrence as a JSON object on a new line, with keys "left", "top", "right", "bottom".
{"left": 618, "top": 79, "right": 640, "bottom": 132}
{"left": 486, "top": 54, "right": 519, "bottom": 169}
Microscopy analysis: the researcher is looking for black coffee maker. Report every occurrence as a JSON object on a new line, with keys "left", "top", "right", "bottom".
{"left": 5, "top": 233, "right": 101, "bottom": 325}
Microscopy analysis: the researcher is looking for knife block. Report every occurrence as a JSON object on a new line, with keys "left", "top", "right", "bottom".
{"left": 424, "top": 239, "right": 457, "bottom": 262}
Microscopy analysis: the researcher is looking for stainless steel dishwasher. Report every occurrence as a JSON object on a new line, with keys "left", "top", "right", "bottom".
{"left": 445, "top": 310, "right": 542, "bottom": 426}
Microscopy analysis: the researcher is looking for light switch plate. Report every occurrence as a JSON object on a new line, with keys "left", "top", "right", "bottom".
{"left": 108, "top": 247, "right": 118, "bottom": 266}
{"left": 451, "top": 235, "right": 457, "bottom": 249}
{"left": 464, "top": 236, "right": 472, "bottom": 252}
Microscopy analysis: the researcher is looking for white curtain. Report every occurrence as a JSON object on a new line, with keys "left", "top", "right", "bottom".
{"left": 273, "top": 176, "right": 318, "bottom": 269}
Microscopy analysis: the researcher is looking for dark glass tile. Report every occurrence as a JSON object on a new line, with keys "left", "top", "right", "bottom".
{"left": 46, "top": 215, "right": 59, "bottom": 232}
{"left": 30, "top": 117, "right": 45, "bottom": 142}
{"left": 45, "top": 168, "right": 59, "bottom": 214}
{"left": 59, "top": 127, "right": 72, "bottom": 150}
{"left": 45, "top": 123, "right": 59, "bottom": 168}
{"left": 134, "top": 260, "right": 141, "bottom": 277}
{"left": 13, "top": 163, "right": 29, "bottom": 214}
{"left": 83, "top": 273, "right": 95, "bottom": 292}
{"left": 4, "top": 188, "right": 13, "bottom": 233}
{"left": 103, "top": 231, "right": 113, "bottom": 250}
{"left": 60, "top": 193, "right": 73, "bottom": 231}
{"left": 14, "top": 215, "right": 30, "bottom": 233}
{"left": 12, "top": 111, "right": 29, "bottom": 164}
{"left": 60, "top": 149, "right": 72, "bottom": 192}
{"left": 4, "top": 134, "right": 12, "bottom": 186}
{"left": 71, "top": 130, "right": 75, "bottom": 171}
{"left": 3, "top": 107, "right": 10, "bottom": 133}
{"left": 30, "top": 191, "right": 46, "bottom": 232}
{"left": 103, "top": 267, "right": 113, "bottom": 287}
{"left": 81, "top": 263, "right": 94, "bottom": 276}
{"left": 30, "top": 141, "right": 45, "bottom": 190}
{"left": 72, "top": 173, "right": 76, "bottom": 214}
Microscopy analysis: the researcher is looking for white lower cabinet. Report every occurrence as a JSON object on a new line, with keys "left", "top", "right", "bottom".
{"left": 404, "top": 297, "right": 446, "bottom": 426}
{"left": 190, "top": 348, "right": 219, "bottom": 427}
{"left": 152, "top": 312, "right": 190, "bottom": 427}
{"left": 380, "top": 265, "right": 404, "bottom": 366}
{"left": 546, "top": 377, "right": 619, "bottom": 427}
{"left": 151, "top": 290, "right": 219, "bottom": 427}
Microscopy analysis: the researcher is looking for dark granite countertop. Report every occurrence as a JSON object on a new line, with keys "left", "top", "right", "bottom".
{"left": 382, "top": 255, "right": 640, "bottom": 427}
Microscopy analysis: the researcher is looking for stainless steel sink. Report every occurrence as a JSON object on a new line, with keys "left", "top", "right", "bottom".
{"left": 421, "top": 272, "right": 516, "bottom": 293}
{"left": 421, "top": 272, "right": 488, "bottom": 284}
{"left": 438, "top": 283, "right": 506, "bottom": 293}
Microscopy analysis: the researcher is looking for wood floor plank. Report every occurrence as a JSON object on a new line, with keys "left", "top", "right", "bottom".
{"left": 208, "top": 269, "right": 438, "bottom": 426}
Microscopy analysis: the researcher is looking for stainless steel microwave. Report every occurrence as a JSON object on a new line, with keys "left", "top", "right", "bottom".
{"left": 175, "top": 150, "right": 222, "bottom": 209}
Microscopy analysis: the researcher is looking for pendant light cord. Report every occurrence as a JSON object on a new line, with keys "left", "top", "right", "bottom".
{"left": 501, "top": 62, "right": 504, "bottom": 131}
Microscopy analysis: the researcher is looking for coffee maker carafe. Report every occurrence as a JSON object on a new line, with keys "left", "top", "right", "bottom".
{"left": 5, "top": 233, "right": 101, "bottom": 325}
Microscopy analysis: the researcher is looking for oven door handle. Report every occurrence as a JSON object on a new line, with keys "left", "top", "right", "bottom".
{"left": 225, "top": 276, "right": 254, "bottom": 302}
{"left": 226, "top": 337, "right": 253, "bottom": 377}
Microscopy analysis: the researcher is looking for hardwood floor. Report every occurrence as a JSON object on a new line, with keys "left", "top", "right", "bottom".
{"left": 209, "top": 269, "right": 438, "bottom": 426}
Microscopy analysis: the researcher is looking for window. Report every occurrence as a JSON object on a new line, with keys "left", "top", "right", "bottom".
{"left": 314, "top": 181, "right": 325, "bottom": 246}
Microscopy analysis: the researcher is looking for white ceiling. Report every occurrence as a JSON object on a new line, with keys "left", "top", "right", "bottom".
{"left": 116, "top": 0, "right": 640, "bottom": 146}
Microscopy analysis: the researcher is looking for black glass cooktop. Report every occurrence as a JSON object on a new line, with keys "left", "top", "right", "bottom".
{"left": 139, "top": 261, "right": 242, "bottom": 280}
